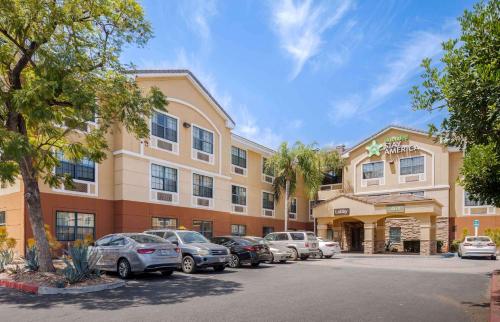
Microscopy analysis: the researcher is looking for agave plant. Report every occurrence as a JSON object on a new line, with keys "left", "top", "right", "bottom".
{"left": 63, "top": 243, "right": 101, "bottom": 284}
{"left": 25, "top": 244, "right": 39, "bottom": 271}
{"left": 0, "top": 249, "right": 14, "bottom": 272}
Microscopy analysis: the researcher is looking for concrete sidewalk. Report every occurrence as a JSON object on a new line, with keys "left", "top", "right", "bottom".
{"left": 491, "top": 271, "right": 500, "bottom": 322}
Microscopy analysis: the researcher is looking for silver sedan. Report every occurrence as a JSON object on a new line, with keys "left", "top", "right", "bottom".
{"left": 458, "top": 236, "right": 497, "bottom": 260}
{"left": 93, "top": 233, "right": 181, "bottom": 278}
{"left": 244, "top": 237, "right": 292, "bottom": 263}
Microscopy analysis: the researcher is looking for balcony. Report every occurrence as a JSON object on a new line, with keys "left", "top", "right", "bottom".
{"left": 318, "top": 184, "right": 343, "bottom": 200}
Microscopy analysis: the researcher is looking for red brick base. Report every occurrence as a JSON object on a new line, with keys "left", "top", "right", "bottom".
{"left": 0, "top": 280, "right": 39, "bottom": 294}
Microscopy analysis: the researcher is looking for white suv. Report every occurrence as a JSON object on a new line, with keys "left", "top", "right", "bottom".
{"left": 264, "top": 231, "right": 319, "bottom": 260}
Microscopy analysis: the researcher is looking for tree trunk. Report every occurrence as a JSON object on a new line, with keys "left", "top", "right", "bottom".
{"left": 284, "top": 180, "right": 290, "bottom": 232}
{"left": 19, "top": 156, "right": 55, "bottom": 273}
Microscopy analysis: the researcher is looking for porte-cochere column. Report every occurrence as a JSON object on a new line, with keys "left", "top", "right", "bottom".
{"left": 363, "top": 223, "right": 376, "bottom": 254}
{"left": 419, "top": 215, "right": 437, "bottom": 255}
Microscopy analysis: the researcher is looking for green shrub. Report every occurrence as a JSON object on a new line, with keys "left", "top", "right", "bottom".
{"left": 63, "top": 243, "right": 101, "bottom": 284}
{"left": 436, "top": 240, "right": 444, "bottom": 253}
{"left": 0, "top": 227, "right": 16, "bottom": 272}
{"left": 485, "top": 228, "right": 500, "bottom": 246}
{"left": 449, "top": 240, "right": 461, "bottom": 253}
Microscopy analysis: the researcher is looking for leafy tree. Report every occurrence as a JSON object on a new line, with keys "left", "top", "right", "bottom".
{"left": 265, "top": 142, "right": 343, "bottom": 231}
{"left": 410, "top": 0, "right": 500, "bottom": 206}
{"left": 0, "top": 1, "right": 166, "bottom": 272}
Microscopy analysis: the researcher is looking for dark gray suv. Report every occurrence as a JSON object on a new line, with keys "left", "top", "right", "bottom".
{"left": 144, "top": 229, "right": 230, "bottom": 273}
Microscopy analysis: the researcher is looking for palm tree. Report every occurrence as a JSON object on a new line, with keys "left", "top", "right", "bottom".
{"left": 265, "top": 142, "right": 323, "bottom": 231}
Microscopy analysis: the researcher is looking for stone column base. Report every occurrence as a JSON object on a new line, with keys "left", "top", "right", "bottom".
{"left": 420, "top": 240, "right": 437, "bottom": 255}
{"left": 375, "top": 240, "right": 385, "bottom": 253}
{"left": 363, "top": 240, "right": 374, "bottom": 254}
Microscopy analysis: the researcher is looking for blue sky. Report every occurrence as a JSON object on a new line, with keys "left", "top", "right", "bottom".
{"left": 121, "top": 0, "right": 475, "bottom": 150}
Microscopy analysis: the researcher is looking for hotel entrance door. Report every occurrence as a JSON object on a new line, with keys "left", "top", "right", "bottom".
{"left": 351, "top": 227, "right": 364, "bottom": 251}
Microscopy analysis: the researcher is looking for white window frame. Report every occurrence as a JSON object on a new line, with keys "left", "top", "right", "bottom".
{"left": 191, "top": 123, "right": 215, "bottom": 165}
{"left": 149, "top": 161, "right": 180, "bottom": 205}
{"left": 398, "top": 155, "right": 425, "bottom": 183}
{"left": 52, "top": 154, "right": 99, "bottom": 197}
{"left": 289, "top": 197, "right": 297, "bottom": 221}
{"left": 231, "top": 146, "right": 248, "bottom": 177}
{"left": 191, "top": 172, "right": 215, "bottom": 209}
{"left": 463, "top": 191, "right": 495, "bottom": 215}
{"left": 149, "top": 110, "right": 180, "bottom": 156}
{"left": 261, "top": 190, "right": 275, "bottom": 217}
{"left": 360, "top": 160, "right": 385, "bottom": 187}
{"left": 231, "top": 184, "right": 248, "bottom": 214}
{"left": 308, "top": 200, "right": 315, "bottom": 222}
{"left": 261, "top": 157, "right": 274, "bottom": 184}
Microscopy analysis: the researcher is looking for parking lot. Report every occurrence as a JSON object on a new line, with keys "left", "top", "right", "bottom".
{"left": 0, "top": 254, "right": 495, "bottom": 322}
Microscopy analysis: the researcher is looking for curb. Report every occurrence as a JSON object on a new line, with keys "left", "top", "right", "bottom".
{"left": 38, "top": 280, "right": 125, "bottom": 295}
{"left": 0, "top": 279, "right": 125, "bottom": 295}
{"left": 491, "top": 270, "right": 500, "bottom": 322}
{"left": 0, "top": 280, "right": 39, "bottom": 294}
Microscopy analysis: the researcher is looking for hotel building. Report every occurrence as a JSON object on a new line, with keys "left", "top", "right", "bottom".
{"left": 0, "top": 70, "right": 498, "bottom": 255}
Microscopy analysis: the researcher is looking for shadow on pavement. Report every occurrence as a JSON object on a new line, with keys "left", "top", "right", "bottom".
{"left": 0, "top": 272, "right": 243, "bottom": 311}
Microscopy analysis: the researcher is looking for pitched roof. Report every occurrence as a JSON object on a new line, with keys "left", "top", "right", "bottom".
{"left": 128, "top": 69, "right": 235, "bottom": 127}
{"left": 342, "top": 124, "right": 432, "bottom": 157}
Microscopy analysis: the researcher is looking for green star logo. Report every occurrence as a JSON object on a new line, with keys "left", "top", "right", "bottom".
{"left": 366, "top": 140, "right": 384, "bottom": 157}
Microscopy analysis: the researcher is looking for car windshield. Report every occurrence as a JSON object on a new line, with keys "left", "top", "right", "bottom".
{"left": 466, "top": 237, "right": 491, "bottom": 242}
{"left": 128, "top": 234, "right": 167, "bottom": 244}
{"left": 233, "top": 238, "right": 253, "bottom": 245}
{"left": 177, "top": 231, "right": 209, "bottom": 244}
{"left": 243, "top": 237, "right": 265, "bottom": 244}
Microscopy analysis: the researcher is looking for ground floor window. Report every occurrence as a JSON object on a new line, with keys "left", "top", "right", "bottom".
{"left": 0, "top": 211, "right": 5, "bottom": 226}
{"left": 389, "top": 227, "right": 401, "bottom": 243}
{"left": 193, "top": 220, "right": 213, "bottom": 239}
{"left": 152, "top": 217, "right": 177, "bottom": 230}
{"left": 56, "top": 211, "right": 95, "bottom": 241}
{"left": 262, "top": 226, "right": 274, "bottom": 237}
{"left": 231, "top": 224, "right": 246, "bottom": 236}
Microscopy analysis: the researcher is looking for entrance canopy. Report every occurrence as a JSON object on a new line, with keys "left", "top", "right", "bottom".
{"left": 313, "top": 193, "right": 443, "bottom": 223}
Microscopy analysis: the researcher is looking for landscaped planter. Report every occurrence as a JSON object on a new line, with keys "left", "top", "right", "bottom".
{"left": 0, "top": 278, "right": 125, "bottom": 295}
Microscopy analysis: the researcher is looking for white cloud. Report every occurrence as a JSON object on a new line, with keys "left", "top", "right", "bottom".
{"left": 328, "top": 29, "right": 450, "bottom": 123}
{"left": 178, "top": 0, "right": 218, "bottom": 43}
{"left": 270, "top": 0, "right": 353, "bottom": 79}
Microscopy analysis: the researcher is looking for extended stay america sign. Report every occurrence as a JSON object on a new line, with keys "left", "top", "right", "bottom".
{"left": 366, "top": 135, "right": 419, "bottom": 157}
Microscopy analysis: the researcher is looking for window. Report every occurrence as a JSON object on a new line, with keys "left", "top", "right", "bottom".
{"left": 151, "top": 164, "right": 177, "bottom": 192}
{"left": 262, "top": 157, "right": 274, "bottom": 176}
{"left": 231, "top": 146, "right": 247, "bottom": 168}
{"left": 290, "top": 198, "right": 297, "bottom": 214}
{"left": 290, "top": 232, "right": 305, "bottom": 240}
{"left": 400, "top": 191, "right": 424, "bottom": 197}
{"left": 389, "top": 227, "right": 401, "bottom": 243}
{"left": 193, "top": 220, "right": 213, "bottom": 239}
{"left": 152, "top": 112, "right": 177, "bottom": 142}
{"left": 322, "top": 170, "right": 342, "bottom": 185}
{"left": 309, "top": 200, "right": 316, "bottom": 217}
{"left": 55, "top": 152, "right": 95, "bottom": 182}
{"left": 362, "top": 161, "right": 384, "bottom": 179}
{"left": 193, "top": 126, "right": 213, "bottom": 154}
{"left": 231, "top": 224, "right": 246, "bottom": 236}
{"left": 262, "top": 227, "right": 274, "bottom": 237}
{"left": 262, "top": 192, "right": 274, "bottom": 210}
{"left": 152, "top": 217, "right": 177, "bottom": 230}
{"left": 0, "top": 211, "right": 5, "bottom": 226}
{"left": 231, "top": 185, "right": 246, "bottom": 205}
{"left": 56, "top": 212, "right": 95, "bottom": 241}
{"left": 400, "top": 156, "right": 424, "bottom": 175}
{"left": 275, "top": 233, "right": 289, "bottom": 241}
{"left": 464, "top": 191, "right": 489, "bottom": 207}
{"left": 193, "top": 174, "right": 213, "bottom": 198}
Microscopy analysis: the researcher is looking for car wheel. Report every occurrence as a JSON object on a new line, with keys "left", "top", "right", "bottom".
{"left": 289, "top": 248, "right": 298, "bottom": 261}
{"left": 458, "top": 251, "right": 462, "bottom": 258}
{"left": 161, "top": 270, "right": 174, "bottom": 277}
{"left": 324, "top": 255, "right": 333, "bottom": 259}
{"left": 182, "top": 255, "right": 197, "bottom": 274}
{"left": 213, "top": 265, "right": 226, "bottom": 272}
{"left": 251, "top": 262, "right": 260, "bottom": 267}
{"left": 268, "top": 253, "right": 274, "bottom": 263}
{"left": 300, "top": 255, "right": 308, "bottom": 261}
{"left": 229, "top": 254, "right": 240, "bottom": 268}
{"left": 318, "top": 250, "right": 324, "bottom": 259}
{"left": 117, "top": 258, "right": 132, "bottom": 279}
{"left": 279, "top": 260, "right": 287, "bottom": 263}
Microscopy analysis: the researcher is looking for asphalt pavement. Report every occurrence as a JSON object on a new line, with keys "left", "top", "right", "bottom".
{"left": 0, "top": 255, "right": 494, "bottom": 322}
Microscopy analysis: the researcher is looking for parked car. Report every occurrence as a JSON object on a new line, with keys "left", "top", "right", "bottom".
{"left": 93, "top": 233, "right": 181, "bottom": 279}
{"left": 211, "top": 236, "right": 272, "bottom": 268}
{"left": 458, "top": 236, "right": 497, "bottom": 260}
{"left": 264, "top": 231, "right": 319, "bottom": 261}
{"left": 144, "top": 229, "right": 230, "bottom": 273}
{"left": 244, "top": 236, "right": 293, "bottom": 263}
{"left": 315, "top": 237, "right": 341, "bottom": 259}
